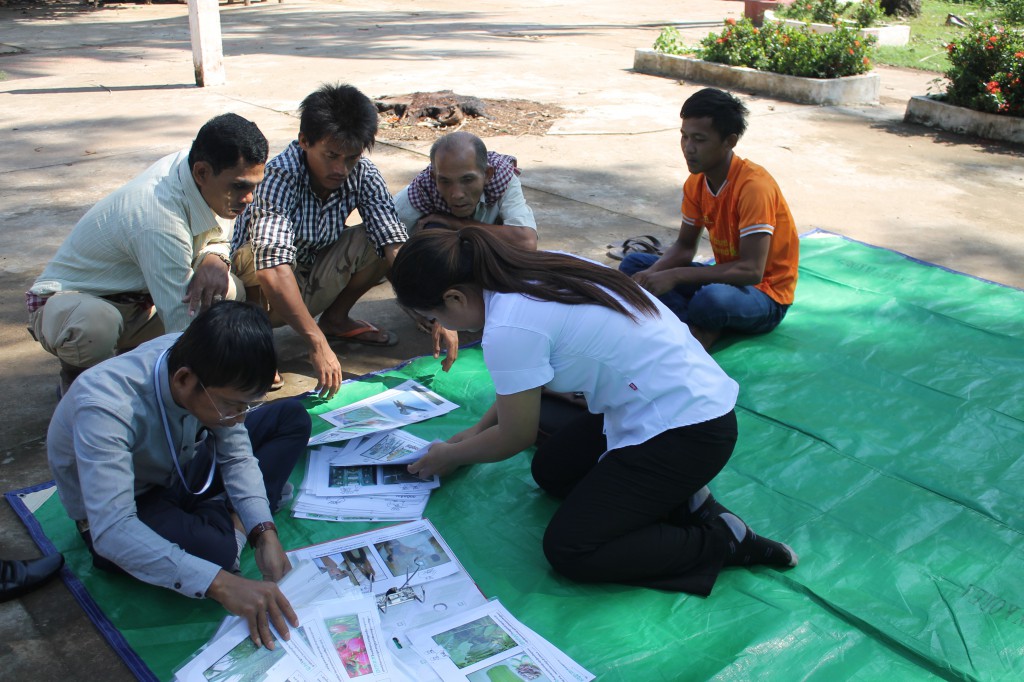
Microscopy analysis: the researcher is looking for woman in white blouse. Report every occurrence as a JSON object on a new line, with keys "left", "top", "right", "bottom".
{"left": 392, "top": 227, "right": 796, "bottom": 594}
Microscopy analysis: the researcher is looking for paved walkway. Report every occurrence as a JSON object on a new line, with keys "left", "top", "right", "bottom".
{"left": 0, "top": 0, "right": 1021, "bottom": 677}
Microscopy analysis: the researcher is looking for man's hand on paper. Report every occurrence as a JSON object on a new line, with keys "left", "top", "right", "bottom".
{"left": 407, "top": 441, "right": 460, "bottom": 479}
{"left": 206, "top": 571, "right": 299, "bottom": 650}
{"left": 310, "top": 336, "right": 343, "bottom": 399}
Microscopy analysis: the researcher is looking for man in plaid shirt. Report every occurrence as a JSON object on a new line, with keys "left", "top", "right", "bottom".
{"left": 232, "top": 84, "right": 458, "bottom": 399}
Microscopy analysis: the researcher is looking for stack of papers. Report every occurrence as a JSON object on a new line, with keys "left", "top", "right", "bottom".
{"left": 308, "top": 380, "right": 460, "bottom": 447}
{"left": 175, "top": 592, "right": 391, "bottom": 682}
{"left": 172, "top": 558, "right": 378, "bottom": 681}
{"left": 174, "top": 520, "right": 593, "bottom": 681}
{"left": 294, "top": 380, "right": 459, "bottom": 523}
{"left": 294, "top": 430, "right": 440, "bottom": 523}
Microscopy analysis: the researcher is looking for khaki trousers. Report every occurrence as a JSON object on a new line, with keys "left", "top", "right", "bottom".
{"left": 29, "top": 275, "right": 242, "bottom": 369}
{"left": 232, "top": 225, "right": 380, "bottom": 328}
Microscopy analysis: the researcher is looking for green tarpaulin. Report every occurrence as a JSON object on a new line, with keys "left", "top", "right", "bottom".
{"left": 10, "top": 232, "right": 1024, "bottom": 680}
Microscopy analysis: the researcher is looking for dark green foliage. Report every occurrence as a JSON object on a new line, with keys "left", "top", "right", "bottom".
{"left": 656, "top": 19, "right": 877, "bottom": 79}
{"left": 943, "top": 19, "right": 1024, "bottom": 115}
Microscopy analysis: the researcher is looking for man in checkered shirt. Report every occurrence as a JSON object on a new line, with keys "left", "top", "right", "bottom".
{"left": 232, "top": 84, "right": 458, "bottom": 399}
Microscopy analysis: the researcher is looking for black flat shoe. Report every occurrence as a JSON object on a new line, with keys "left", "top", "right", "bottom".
{"left": 715, "top": 515, "right": 799, "bottom": 569}
{"left": 0, "top": 554, "right": 65, "bottom": 603}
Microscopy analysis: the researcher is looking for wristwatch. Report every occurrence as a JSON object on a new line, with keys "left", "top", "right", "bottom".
{"left": 247, "top": 521, "right": 277, "bottom": 548}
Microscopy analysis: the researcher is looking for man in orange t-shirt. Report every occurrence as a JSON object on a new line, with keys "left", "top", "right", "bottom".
{"left": 620, "top": 88, "right": 798, "bottom": 350}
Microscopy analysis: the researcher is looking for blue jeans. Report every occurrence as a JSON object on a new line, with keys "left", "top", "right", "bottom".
{"left": 619, "top": 253, "right": 788, "bottom": 334}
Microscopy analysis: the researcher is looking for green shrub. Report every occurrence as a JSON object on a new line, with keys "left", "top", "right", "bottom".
{"left": 999, "top": 0, "right": 1024, "bottom": 25}
{"left": 853, "top": 0, "right": 884, "bottom": 27}
{"left": 778, "top": 0, "right": 884, "bottom": 27}
{"left": 656, "top": 18, "right": 876, "bottom": 79}
{"left": 943, "top": 19, "right": 1024, "bottom": 115}
{"left": 653, "top": 26, "right": 686, "bottom": 54}
{"left": 809, "top": 0, "right": 844, "bottom": 22}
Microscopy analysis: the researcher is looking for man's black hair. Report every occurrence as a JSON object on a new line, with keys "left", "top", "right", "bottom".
{"left": 299, "top": 83, "right": 378, "bottom": 151}
{"left": 188, "top": 113, "right": 269, "bottom": 175}
{"left": 168, "top": 301, "right": 276, "bottom": 393}
{"left": 680, "top": 88, "right": 749, "bottom": 140}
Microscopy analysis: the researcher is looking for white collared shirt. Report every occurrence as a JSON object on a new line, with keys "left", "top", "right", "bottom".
{"left": 31, "top": 150, "right": 233, "bottom": 332}
{"left": 481, "top": 280, "right": 738, "bottom": 451}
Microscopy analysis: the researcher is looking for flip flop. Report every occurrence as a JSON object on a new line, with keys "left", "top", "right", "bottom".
{"left": 326, "top": 320, "right": 399, "bottom": 347}
{"left": 269, "top": 372, "right": 285, "bottom": 391}
{"left": 606, "top": 235, "right": 664, "bottom": 261}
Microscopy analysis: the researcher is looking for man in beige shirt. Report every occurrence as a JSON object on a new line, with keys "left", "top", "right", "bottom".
{"left": 27, "top": 113, "right": 268, "bottom": 392}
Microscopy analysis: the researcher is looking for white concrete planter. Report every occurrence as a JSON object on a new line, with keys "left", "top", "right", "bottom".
{"left": 633, "top": 49, "right": 880, "bottom": 106}
{"left": 904, "top": 95, "right": 1024, "bottom": 144}
{"left": 762, "top": 10, "right": 911, "bottom": 47}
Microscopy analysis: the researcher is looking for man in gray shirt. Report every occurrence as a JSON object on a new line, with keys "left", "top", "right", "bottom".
{"left": 47, "top": 302, "right": 311, "bottom": 649}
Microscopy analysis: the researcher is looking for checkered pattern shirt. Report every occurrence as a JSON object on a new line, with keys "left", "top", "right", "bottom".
{"left": 232, "top": 141, "right": 407, "bottom": 271}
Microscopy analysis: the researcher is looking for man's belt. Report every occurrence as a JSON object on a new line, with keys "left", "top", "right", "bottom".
{"left": 25, "top": 290, "right": 154, "bottom": 313}
{"left": 101, "top": 292, "right": 155, "bottom": 308}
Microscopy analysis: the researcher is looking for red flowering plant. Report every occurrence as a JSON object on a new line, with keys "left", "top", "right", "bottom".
{"left": 683, "top": 18, "right": 875, "bottom": 78}
{"left": 943, "top": 20, "right": 1024, "bottom": 116}
{"left": 778, "top": 0, "right": 883, "bottom": 28}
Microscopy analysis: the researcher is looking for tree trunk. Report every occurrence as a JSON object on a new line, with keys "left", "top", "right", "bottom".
{"left": 880, "top": 0, "right": 921, "bottom": 18}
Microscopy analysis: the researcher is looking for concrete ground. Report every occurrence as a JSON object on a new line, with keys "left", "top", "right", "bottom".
{"left": 0, "top": 0, "right": 1021, "bottom": 678}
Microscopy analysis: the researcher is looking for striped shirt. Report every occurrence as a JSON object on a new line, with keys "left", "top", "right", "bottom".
{"left": 233, "top": 141, "right": 407, "bottom": 271}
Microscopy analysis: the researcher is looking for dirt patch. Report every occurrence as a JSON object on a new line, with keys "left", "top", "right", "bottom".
{"left": 375, "top": 93, "right": 566, "bottom": 142}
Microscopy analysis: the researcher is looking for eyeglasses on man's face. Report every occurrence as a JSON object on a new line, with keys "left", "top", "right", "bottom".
{"left": 198, "top": 380, "right": 265, "bottom": 422}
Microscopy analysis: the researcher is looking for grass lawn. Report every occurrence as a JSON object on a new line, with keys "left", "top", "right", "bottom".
{"left": 874, "top": 0, "right": 1001, "bottom": 71}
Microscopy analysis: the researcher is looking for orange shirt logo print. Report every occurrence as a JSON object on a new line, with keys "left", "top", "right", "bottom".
{"left": 709, "top": 233, "right": 735, "bottom": 258}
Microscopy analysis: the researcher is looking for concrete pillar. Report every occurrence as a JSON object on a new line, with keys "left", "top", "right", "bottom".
{"left": 188, "top": 0, "right": 226, "bottom": 87}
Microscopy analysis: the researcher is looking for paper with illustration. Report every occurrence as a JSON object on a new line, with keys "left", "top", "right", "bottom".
{"left": 309, "top": 380, "right": 459, "bottom": 445}
{"left": 407, "top": 600, "right": 594, "bottom": 682}
{"left": 172, "top": 617, "right": 313, "bottom": 682}
{"left": 296, "top": 596, "right": 393, "bottom": 681}
{"left": 288, "top": 519, "right": 466, "bottom": 596}
{"left": 306, "top": 454, "right": 439, "bottom": 499}
{"left": 313, "top": 430, "right": 435, "bottom": 467}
